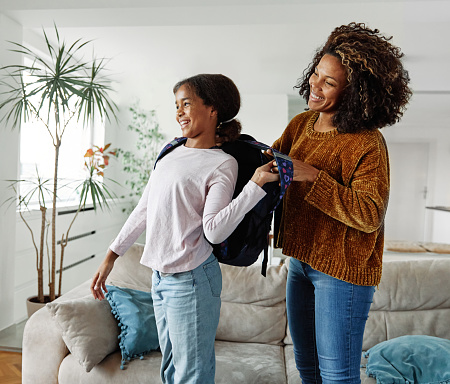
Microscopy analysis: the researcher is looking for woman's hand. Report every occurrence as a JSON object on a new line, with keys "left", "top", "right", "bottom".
{"left": 251, "top": 161, "right": 280, "bottom": 187}
{"left": 266, "top": 150, "right": 319, "bottom": 183}
{"left": 90, "top": 249, "right": 119, "bottom": 300}
{"left": 291, "top": 158, "right": 320, "bottom": 182}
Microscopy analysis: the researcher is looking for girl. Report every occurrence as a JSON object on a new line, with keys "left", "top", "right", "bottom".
{"left": 91, "top": 74, "right": 279, "bottom": 383}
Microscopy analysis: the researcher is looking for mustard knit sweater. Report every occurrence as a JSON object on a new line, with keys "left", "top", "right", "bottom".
{"left": 273, "top": 111, "right": 390, "bottom": 286}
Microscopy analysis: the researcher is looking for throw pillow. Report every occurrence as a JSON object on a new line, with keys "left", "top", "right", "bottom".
{"left": 419, "top": 241, "right": 450, "bottom": 254}
{"left": 105, "top": 284, "right": 159, "bottom": 369}
{"left": 46, "top": 295, "right": 119, "bottom": 372}
{"left": 384, "top": 240, "right": 426, "bottom": 253}
{"left": 364, "top": 335, "right": 450, "bottom": 383}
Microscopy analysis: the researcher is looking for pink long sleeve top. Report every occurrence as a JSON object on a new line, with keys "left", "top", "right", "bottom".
{"left": 109, "top": 145, "right": 266, "bottom": 273}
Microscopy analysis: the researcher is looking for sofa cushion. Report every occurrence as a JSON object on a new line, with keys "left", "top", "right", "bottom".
{"left": 58, "top": 350, "right": 162, "bottom": 384}
{"left": 46, "top": 295, "right": 119, "bottom": 372}
{"left": 363, "top": 257, "right": 450, "bottom": 350}
{"left": 105, "top": 285, "right": 159, "bottom": 369}
{"left": 371, "top": 257, "right": 450, "bottom": 311}
{"left": 364, "top": 335, "right": 450, "bottom": 383}
{"left": 284, "top": 345, "right": 300, "bottom": 384}
{"left": 215, "top": 341, "right": 286, "bottom": 384}
{"left": 58, "top": 341, "right": 287, "bottom": 384}
{"left": 216, "top": 262, "right": 288, "bottom": 345}
{"left": 106, "top": 243, "right": 152, "bottom": 292}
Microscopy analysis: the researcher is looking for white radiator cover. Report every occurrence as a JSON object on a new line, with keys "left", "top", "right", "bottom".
{"left": 13, "top": 201, "right": 130, "bottom": 322}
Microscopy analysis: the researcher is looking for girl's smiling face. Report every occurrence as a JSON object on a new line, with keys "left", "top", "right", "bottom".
{"left": 175, "top": 84, "right": 217, "bottom": 147}
{"left": 308, "top": 54, "right": 348, "bottom": 115}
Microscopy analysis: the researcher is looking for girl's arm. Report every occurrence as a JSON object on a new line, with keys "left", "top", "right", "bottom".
{"left": 203, "top": 160, "right": 278, "bottom": 244}
{"left": 90, "top": 178, "right": 152, "bottom": 300}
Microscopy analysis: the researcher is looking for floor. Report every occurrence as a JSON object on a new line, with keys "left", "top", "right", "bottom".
{"left": 0, "top": 322, "right": 25, "bottom": 384}
{"left": 0, "top": 351, "right": 22, "bottom": 384}
{"left": 0, "top": 321, "right": 26, "bottom": 353}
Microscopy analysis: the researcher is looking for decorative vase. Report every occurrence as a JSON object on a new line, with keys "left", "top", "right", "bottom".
{"left": 26, "top": 296, "right": 53, "bottom": 318}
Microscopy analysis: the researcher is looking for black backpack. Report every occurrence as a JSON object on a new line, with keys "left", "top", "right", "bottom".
{"left": 154, "top": 134, "right": 293, "bottom": 276}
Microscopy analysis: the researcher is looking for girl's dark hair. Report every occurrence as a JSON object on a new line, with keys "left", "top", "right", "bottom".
{"left": 295, "top": 22, "right": 412, "bottom": 133}
{"left": 173, "top": 74, "right": 242, "bottom": 141}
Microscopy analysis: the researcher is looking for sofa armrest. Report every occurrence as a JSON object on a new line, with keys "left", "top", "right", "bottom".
{"left": 22, "top": 279, "right": 93, "bottom": 383}
{"left": 22, "top": 306, "right": 69, "bottom": 384}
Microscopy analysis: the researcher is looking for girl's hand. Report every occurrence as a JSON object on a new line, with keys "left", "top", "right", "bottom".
{"left": 90, "top": 250, "right": 119, "bottom": 300}
{"left": 251, "top": 161, "right": 280, "bottom": 187}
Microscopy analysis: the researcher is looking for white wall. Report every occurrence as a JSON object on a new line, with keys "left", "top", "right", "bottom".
{"left": 0, "top": 14, "right": 22, "bottom": 331}
{"left": 238, "top": 94, "right": 288, "bottom": 146}
{"left": 383, "top": 93, "right": 450, "bottom": 242}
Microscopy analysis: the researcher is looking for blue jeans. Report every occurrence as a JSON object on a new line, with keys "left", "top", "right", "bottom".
{"left": 286, "top": 258, "right": 375, "bottom": 384}
{"left": 151, "top": 253, "right": 222, "bottom": 384}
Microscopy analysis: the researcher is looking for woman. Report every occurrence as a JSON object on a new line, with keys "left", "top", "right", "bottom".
{"left": 91, "top": 74, "right": 279, "bottom": 384}
{"left": 272, "top": 23, "right": 412, "bottom": 383}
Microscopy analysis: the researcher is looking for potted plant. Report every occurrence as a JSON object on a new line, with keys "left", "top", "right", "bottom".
{"left": 0, "top": 25, "right": 119, "bottom": 311}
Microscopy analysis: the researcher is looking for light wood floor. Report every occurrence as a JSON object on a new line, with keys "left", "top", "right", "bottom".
{"left": 0, "top": 351, "right": 22, "bottom": 384}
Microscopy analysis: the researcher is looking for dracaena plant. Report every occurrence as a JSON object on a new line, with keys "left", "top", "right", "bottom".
{"left": 5, "top": 143, "right": 118, "bottom": 302}
{"left": 0, "top": 25, "right": 119, "bottom": 303}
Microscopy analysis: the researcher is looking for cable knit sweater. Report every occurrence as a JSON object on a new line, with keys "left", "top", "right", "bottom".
{"left": 272, "top": 111, "right": 390, "bottom": 286}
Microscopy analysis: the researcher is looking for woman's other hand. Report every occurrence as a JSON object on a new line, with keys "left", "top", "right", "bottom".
{"left": 267, "top": 150, "right": 319, "bottom": 183}
{"left": 264, "top": 149, "right": 275, "bottom": 160}
{"left": 90, "top": 249, "right": 119, "bottom": 300}
{"left": 291, "top": 158, "right": 319, "bottom": 182}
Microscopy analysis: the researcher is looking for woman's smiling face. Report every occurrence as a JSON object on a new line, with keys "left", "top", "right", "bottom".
{"left": 308, "top": 54, "right": 348, "bottom": 115}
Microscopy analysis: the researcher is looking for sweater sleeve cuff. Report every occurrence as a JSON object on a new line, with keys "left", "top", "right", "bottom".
{"left": 305, "top": 170, "right": 335, "bottom": 208}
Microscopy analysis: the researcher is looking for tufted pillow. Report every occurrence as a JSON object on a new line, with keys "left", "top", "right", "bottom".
{"left": 419, "top": 242, "right": 450, "bottom": 254}
{"left": 104, "top": 285, "right": 159, "bottom": 369}
{"left": 46, "top": 295, "right": 119, "bottom": 372}
{"left": 364, "top": 335, "right": 450, "bottom": 383}
{"left": 384, "top": 240, "right": 426, "bottom": 253}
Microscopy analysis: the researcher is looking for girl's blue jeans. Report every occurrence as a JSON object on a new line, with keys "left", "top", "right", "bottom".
{"left": 151, "top": 253, "right": 222, "bottom": 384}
{"left": 286, "top": 257, "right": 375, "bottom": 384}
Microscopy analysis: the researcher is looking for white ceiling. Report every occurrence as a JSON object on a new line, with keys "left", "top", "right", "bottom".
{"left": 1, "top": 0, "right": 449, "bottom": 129}
{"left": 1, "top": 1, "right": 449, "bottom": 90}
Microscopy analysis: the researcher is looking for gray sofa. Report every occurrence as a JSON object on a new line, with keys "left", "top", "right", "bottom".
{"left": 22, "top": 244, "right": 450, "bottom": 383}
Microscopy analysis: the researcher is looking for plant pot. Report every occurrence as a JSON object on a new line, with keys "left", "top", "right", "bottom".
{"left": 26, "top": 296, "right": 54, "bottom": 318}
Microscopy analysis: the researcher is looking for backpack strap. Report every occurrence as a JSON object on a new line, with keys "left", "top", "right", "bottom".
{"left": 239, "top": 139, "right": 293, "bottom": 211}
{"left": 154, "top": 137, "right": 187, "bottom": 169}
{"left": 238, "top": 139, "right": 293, "bottom": 276}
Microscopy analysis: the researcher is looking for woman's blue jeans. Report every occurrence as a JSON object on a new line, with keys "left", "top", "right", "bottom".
{"left": 151, "top": 253, "right": 222, "bottom": 384}
{"left": 286, "top": 258, "right": 375, "bottom": 384}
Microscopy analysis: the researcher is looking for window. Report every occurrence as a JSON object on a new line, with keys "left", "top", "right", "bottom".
{"left": 20, "top": 117, "right": 105, "bottom": 207}
{"left": 18, "top": 60, "right": 105, "bottom": 208}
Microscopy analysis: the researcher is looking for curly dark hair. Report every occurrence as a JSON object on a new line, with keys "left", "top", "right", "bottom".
{"left": 173, "top": 74, "right": 242, "bottom": 141}
{"left": 295, "top": 22, "right": 412, "bottom": 133}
